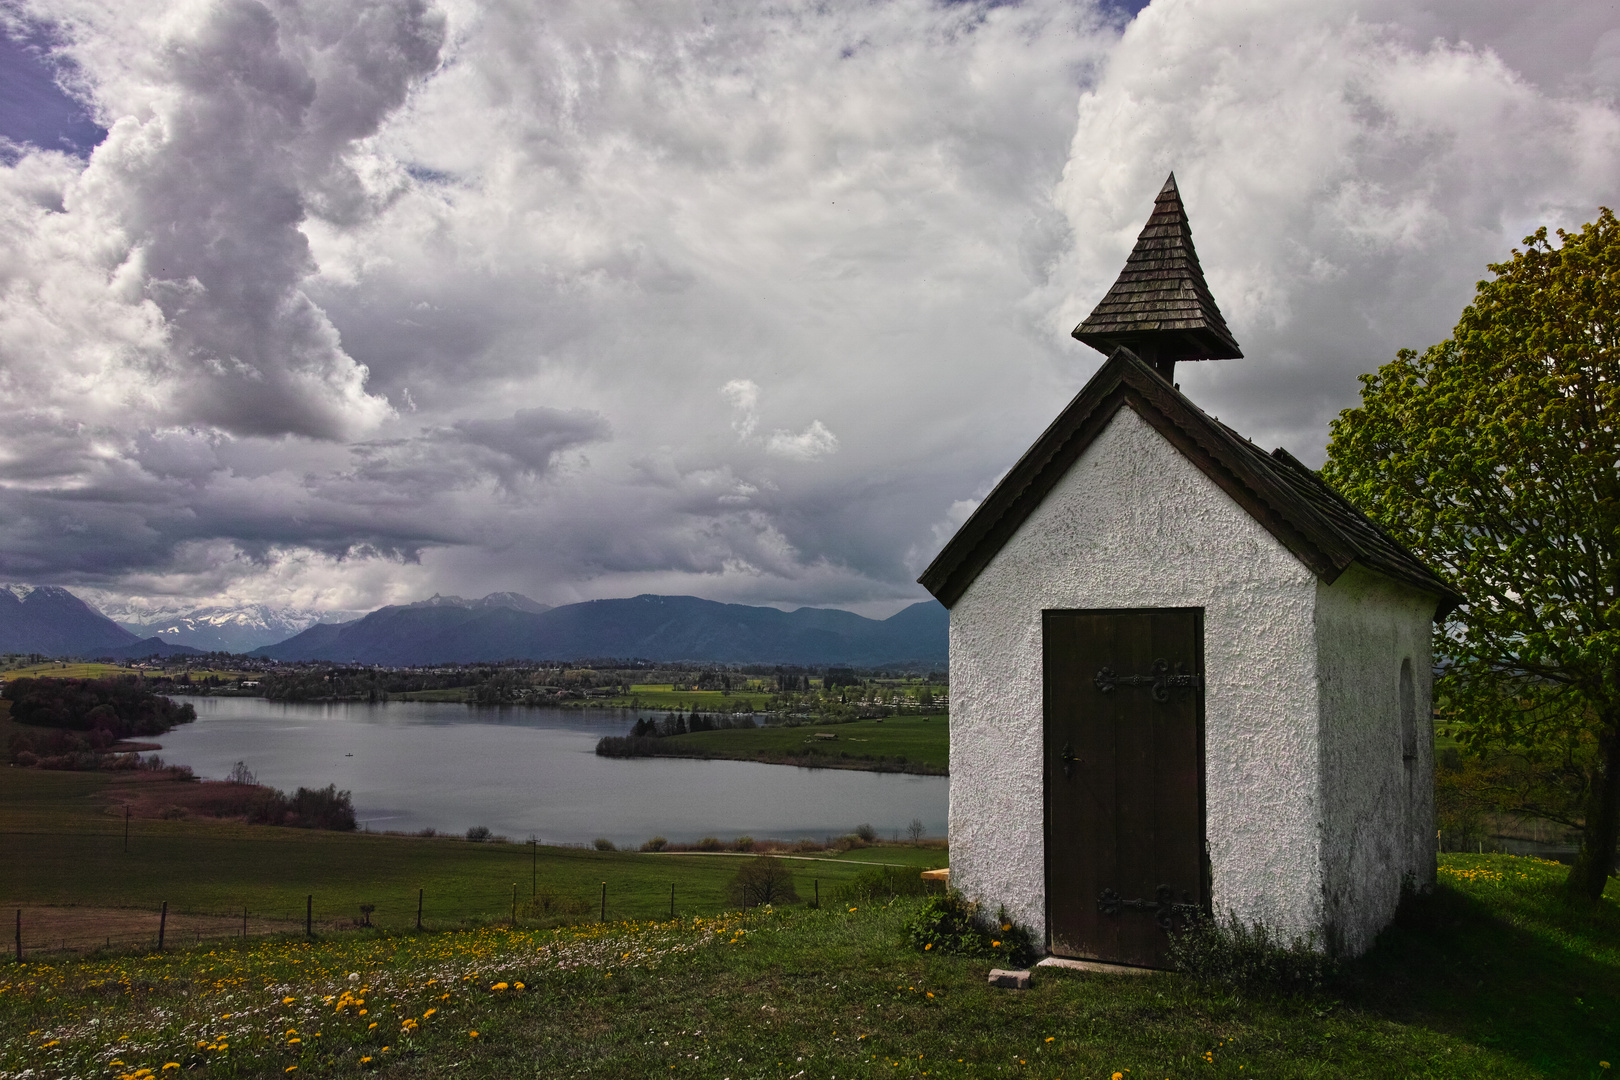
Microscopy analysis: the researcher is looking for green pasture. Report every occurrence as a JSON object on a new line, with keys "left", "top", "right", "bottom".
{"left": 1, "top": 852, "right": 1616, "bottom": 1078}
{"left": 664, "top": 713, "right": 949, "bottom": 773}
{"left": 618, "top": 684, "right": 777, "bottom": 709}
{"left": 0, "top": 767, "right": 942, "bottom": 931}
{"left": 1, "top": 661, "right": 149, "bottom": 680}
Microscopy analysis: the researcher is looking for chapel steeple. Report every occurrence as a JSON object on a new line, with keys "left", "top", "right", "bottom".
{"left": 1072, "top": 173, "right": 1242, "bottom": 382}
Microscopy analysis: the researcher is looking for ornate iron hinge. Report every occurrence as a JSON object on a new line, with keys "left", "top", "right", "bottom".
{"left": 1093, "top": 658, "right": 1201, "bottom": 702}
{"left": 1097, "top": 884, "right": 1203, "bottom": 932}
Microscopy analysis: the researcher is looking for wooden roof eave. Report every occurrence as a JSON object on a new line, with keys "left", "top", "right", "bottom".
{"left": 917, "top": 348, "right": 1462, "bottom": 618}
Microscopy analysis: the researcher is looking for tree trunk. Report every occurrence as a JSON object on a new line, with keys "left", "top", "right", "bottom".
{"left": 1566, "top": 721, "right": 1620, "bottom": 901}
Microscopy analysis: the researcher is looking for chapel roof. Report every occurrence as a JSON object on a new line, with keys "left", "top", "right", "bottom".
{"left": 916, "top": 347, "right": 1462, "bottom": 615}
{"left": 1072, "top": 173, "right": 1243, "bottom": 362}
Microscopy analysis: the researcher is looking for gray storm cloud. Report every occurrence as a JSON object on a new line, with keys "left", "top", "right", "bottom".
{"left": 0, "top": 0, "right": 1615, "bottom": 616}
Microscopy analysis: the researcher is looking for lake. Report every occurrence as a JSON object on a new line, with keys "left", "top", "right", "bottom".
{"left": 155, "top": 697, "right": 948, "bottom": 847}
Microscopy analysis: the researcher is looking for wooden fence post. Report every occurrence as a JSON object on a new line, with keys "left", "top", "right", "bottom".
{"left": 157, "top": 901, "right": 167, "bottom": 951}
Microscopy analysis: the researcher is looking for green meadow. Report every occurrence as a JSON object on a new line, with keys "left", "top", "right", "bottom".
{"left": 1, "top": 850, "right": 1616, "bottom": 1079}
{"left": 659, "top": 713, "right": 949, "bottom": 773}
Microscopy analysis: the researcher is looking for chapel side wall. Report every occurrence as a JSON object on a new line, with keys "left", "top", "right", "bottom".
{"left": 948, "top": 405, "right": 1323, "bottom": 945}
{"left": 1313, "top": 565, "right": 1440, "bottom": 957}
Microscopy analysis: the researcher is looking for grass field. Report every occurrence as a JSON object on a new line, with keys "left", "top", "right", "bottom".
{"left": 0, "top": 853, "right": 1615, "bottom": 1078}
{"left": 0, "top": 661, "right": 148, "bottom": 679}
{"left": 659, "top": 714, "right": 949, "bottom": 774}
{"left": 619, "top": 684, "right": 778, "bottom": 709}
{"left": 0, "top": 766, "right": 944, "bottom": 944}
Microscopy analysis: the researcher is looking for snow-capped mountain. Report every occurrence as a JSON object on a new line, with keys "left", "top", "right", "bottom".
{"left": 103, "top": 603, "right": 368, "bottom": 654}
{"left": 0, "top": 585, "right": 139, "bottom": 656}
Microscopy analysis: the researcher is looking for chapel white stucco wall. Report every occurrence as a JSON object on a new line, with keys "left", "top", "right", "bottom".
{"left": 1313, "top": 563, "right": 1440, "bottom": 956}
{"left": 948, "top": 404, "right": 1325, "bottom": 945}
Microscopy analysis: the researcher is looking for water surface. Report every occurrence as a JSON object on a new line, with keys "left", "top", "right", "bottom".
{"left": 156, "top": 697, "right": 947, "bottom": 847}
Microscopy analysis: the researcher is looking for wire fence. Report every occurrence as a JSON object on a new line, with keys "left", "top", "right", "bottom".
{"left": 6, "top": 871, "right": 853, "bottom": 961}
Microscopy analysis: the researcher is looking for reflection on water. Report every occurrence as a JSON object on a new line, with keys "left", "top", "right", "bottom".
{"left": 156, "top": 697, "right": 948, "bottom": 847}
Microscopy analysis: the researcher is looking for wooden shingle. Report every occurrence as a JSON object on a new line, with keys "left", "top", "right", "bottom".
{"left": 1072, "top": 174, "right": 1242, "bottom": 368}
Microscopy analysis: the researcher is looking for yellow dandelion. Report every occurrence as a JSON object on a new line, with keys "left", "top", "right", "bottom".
{"left": 492, "top": 982, "right": 509, "bottom": 991}
{"left": 515, "top": 981, "right": 525, "bottom": 990}
{"left": 282, "top": 996, "right": 296, "bottom": 1004}
{"left": 162, "top": 1066, "right": 180, "bottom": 1072}
{"left": 1045, "top": 1037, "right": 1054, "bottom": 1042}
{"left": 470, "top": 1031, "right": 479, "bottom": 1038}
{"left": 360, "top": 1057, "right": 372, "bottom": 1065}
{"left": 924, "top": 943, "right": 933, "bottom": 950}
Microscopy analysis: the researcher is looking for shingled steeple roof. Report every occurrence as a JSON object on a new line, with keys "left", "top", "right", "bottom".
{"left": 1072, "top": 174, "right": 1242, "bottom": 378}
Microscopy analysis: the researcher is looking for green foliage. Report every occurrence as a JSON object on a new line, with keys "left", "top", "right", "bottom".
{"left": 904, "top": 892, "right": 1036, "bottom": 968}
{"left": 829, "top": 864, "right": 939, "bottom": 905}
{"left": 593, "top": 837, "right": 616, "bottom": 851}
{"left": 5, "top": 676, "right": 194, "bottom": 743}
{"left": 1324, "top": 207, "right": 1620, "bottom": 898}
{"left": 1167, "top": 913, "right": 1334, "bottom": 993}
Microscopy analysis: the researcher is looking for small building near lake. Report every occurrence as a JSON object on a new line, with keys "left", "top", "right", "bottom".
{"left": 919, "top": 175, "right": 1461, "bottom": 967}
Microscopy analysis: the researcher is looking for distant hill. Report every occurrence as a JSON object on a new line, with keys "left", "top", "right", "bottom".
{"left": 97, "top": 637, "right": 206, "bottom": 661}
{"left": 253, "top": 594, "right": 947, "bottom": 667}
{"left": 103, "top": 602, "right": 369, "bottom": 653}
{"left": 0, "top": 585, "right": 140, "bottom": 657}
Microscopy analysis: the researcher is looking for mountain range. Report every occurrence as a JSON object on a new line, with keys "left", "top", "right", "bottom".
{"left": 0, "top": 586, "right": 202, "bottom": 660}
{"left": 102, "top": 601, "right": 369, "bottom": 653}
{"left": 0, "top": 586, "right": 947, "bottom": 667}
{"left": 253, "top": 593, "right": 947, "bottom": 667}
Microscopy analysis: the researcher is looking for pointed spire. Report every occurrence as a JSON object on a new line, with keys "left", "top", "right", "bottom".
{"left": 1072, "top": 173, "right": 1242, "bottom": 379}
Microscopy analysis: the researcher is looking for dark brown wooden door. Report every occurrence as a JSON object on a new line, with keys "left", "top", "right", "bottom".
{"left": 1044, "top": 608, "right": 1205, "bottom": 968}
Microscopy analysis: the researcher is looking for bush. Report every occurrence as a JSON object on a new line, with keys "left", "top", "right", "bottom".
{"left": 640, "top": 836, "right": 668, "bottom": 852}
{"left": 288, "top": 785, "right": 357, "bottom": 831}
{"left": 593, "top": 837, "right": 616, "bottom": 851}
{"left": 1167, "top": 913, "right": 1335, "bottom": 992}
{"left": 731, "top": 855, "right": 800, "bottom": 907}
{"left": 695, "top": 836, "right": 723, "bottom": 852}
{"left": 466, "top": 825, "right": 493, "bottom": 842}
{"left": 831, "top": 865, "right": 940, "bottom": 905}
{"left": 905, "top": 892, "right": 1036, "bottom": 967}
{"left": 855, "top": 823, "right": 877, "bottom": 843}
{"left": 733, "top": 835, "right": 755, "bottom": 852}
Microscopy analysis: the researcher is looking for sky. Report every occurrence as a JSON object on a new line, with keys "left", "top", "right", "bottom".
{"left": 0, "top": 0, "right": 1616, "bottom": 619}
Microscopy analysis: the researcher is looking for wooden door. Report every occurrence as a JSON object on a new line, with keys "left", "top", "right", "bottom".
{"left": 1044, "top": 608, "right": 1206, "bottom": 968}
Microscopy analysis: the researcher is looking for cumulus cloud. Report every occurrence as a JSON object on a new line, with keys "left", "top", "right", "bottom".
{"left": 0, "top": 0, "right": 1614, "bottom": 616}
{"left": 766, "top": 420, "right": 839, "bottom": 461}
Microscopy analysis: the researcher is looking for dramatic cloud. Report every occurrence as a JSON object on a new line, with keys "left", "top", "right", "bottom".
{"left": 0, "top": 0, "right": 1614, "bottom": 618}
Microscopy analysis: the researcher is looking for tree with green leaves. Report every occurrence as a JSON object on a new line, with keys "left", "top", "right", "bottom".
{"left": 1323, "top": 208, "right": 1620, "bottom": 900}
